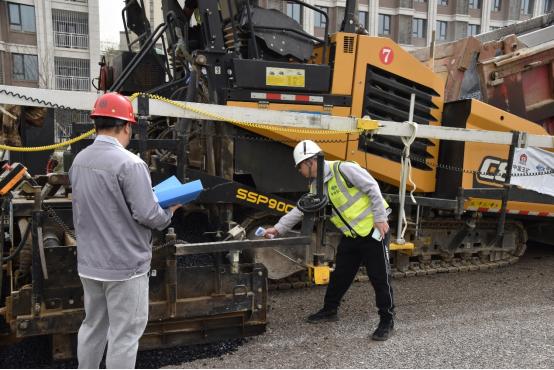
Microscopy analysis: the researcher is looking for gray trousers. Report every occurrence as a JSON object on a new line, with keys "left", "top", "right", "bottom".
{"left": 77, "top": 274, "right": 149, "bottom": 369}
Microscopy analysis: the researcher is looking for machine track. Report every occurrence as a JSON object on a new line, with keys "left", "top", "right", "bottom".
{"left": 265, "top": 219, "right": 527, "bottom": 290}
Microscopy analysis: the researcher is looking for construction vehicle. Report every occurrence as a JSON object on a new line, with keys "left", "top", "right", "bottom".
{"left": 409, "top": 12, "right": 554, "bottom": 245}
{"left": 0, "top": 0, "right": 553, "bottom": 359}
{"left": 410, "top": 12, "right": 554, "bottom": 134}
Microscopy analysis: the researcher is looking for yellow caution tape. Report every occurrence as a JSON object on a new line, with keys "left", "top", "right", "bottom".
{"left": 131, "top": 92, "right": 362, "bottom": 136}
{"left": 0, "top": 129, "right": 96, "bottom": 152}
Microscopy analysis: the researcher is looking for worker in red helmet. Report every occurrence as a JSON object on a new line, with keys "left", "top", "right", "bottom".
{"left": 69, "top": 92, "right": 182, "bottom": 369}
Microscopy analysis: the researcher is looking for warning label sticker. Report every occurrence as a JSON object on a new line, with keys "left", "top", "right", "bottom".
{"left": 266, "top": 67, "right": 305, "bottom": 87}
{"left": 466, "top": 199, "right": 502, "bottom": 209}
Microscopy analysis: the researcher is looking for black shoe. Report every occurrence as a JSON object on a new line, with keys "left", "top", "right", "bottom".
{"left": 372, "top": 319, "right": 394, "bottom": 341}
{"left": 306, "top": 308, "right": 338, "bottom": 323}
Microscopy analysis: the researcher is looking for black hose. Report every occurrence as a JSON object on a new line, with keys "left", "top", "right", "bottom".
{"left": 0, "top": 221, "right": 3, "bottom": 304}
{"left": 0, "top": 176, "right": 37, "bottom": 276}
{"left": 297, "top": 193, "right": 328, "bottom": 213}
{"left": 0, "top": 197, "right": 9, "bottom": 300}
{"left": 2, "top": 221, "right": 32, "bottom": 263}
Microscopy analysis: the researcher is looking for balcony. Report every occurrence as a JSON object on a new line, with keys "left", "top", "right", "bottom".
{"left": 54, "top": 32, "right": 89, "bottom": 49}
{"left": 55, "top": 76, "right": 90, "bottom": 91}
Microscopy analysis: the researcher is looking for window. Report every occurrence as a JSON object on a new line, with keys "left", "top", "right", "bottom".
{"left": 358, "top": 11, "right": 368, "bottom": 29}
{"left": 436, "top": 21, "right": 448, "bottom": 40}
{"left": 468, "top": 24, "right": 480, "bottom": 36}
{"left": 12, "top": 54, "right": 38, "bottom": 81}
{"left": 8, "top": 3, "right": 36, "bottom": 32}
{"left": 468, "top": 0, "right": 480, "bottom": 9}
{"left": 52, "top": 9, "right": 89, "bottom": 49}
{"left": 545, "top": 0, "right": 553, "bottom": 12}
{"left": 438, "top": 0, "right": 448, "bottom": 5}
{"left": 286, "top": 2, "right": 302, "bottom": 24}
{"left": 412, "top": 18, "right": 426, "bottom": 38}
{"left": 378, "top": 14, "right": 391, "bottom": 35}
{"left": 492, "top": 0, "right": 501, "bottom": 11}
{"left": 55, "top": 57, "right": 90, "bottom": 91}
{"left": 314, "top": 6, "right": 327, "bottom": 28}
{"left": 414, "top": 0, "right": 426, "bottom": 3}
{"left": 520, "top": 0, "right": 531, "bottom": 14}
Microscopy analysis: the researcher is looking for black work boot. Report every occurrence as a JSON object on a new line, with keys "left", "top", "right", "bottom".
{"left": 371, "top": 318, "right": 394, "bottom": 341}
{"left": 306, "top": 308, "right": 338, "bottom": 323}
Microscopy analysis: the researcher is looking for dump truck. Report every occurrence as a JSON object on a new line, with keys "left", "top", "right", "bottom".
{"left": 0, "top": 0, "right": 553, "bottom": 359}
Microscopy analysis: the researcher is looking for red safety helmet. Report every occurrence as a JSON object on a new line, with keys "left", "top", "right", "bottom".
{"left": 90, "top": 92, "right": 136, "bottom": 123}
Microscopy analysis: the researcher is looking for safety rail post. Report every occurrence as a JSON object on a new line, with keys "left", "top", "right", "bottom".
{"left": 497, "top": 131, "right": 521, "bottom": 238}
{"left": 137, "top": 94, "right": 149, "bottom": 160}
{"left": 30, "top": 186, "right": 44, "bottom": 317}
{"left": 314, "top": 152, "right": 326, "bottom": 264}
{"left": 456, "top": 187, "right": 465, "bottom": 219}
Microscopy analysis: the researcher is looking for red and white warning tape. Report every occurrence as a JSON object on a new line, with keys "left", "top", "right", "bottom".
{"left": 466, "top": 206, "right": 554, "bottom": 217}
{"left": 251, "top": 92, "right": 324, "bottom": 103}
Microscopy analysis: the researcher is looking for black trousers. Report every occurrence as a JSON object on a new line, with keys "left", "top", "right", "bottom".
{"left": 323, "top": 231, "right": 395, "bottom": 321}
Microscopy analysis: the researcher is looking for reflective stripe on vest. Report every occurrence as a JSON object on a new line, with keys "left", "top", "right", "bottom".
{"left": 327, "top": 161, "right": 389, "bottom": 238}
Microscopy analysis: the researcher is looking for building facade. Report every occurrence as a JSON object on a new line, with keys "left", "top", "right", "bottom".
{"left": 258, "top": 0, "right": 553, "bottom": 48}
{"left": 115, "top": 0, "right": 552, "bottom": 52}
{"left": 0, "top": 0, "right": 100, "bottom": 140}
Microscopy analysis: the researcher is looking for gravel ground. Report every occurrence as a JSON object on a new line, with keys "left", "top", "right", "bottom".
{"left": 2, "top": 244, "right": 553, "bottom": 368}
{"left": 167, "top": 243, "right": 554, "bottom": 369}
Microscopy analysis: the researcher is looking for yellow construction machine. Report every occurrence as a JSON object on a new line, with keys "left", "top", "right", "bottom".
{"left": 0, "top": 0, "right": 553, "bottom": 359}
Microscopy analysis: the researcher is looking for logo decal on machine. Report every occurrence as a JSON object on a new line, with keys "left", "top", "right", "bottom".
{"left": 236, "top": 188, "right": 295, "bottom": 214}
{"left": 519, "top": 153, "right": 528, "bottom": 165}
{"left": 379, "top": 47, "right": 394, "bottom": 65}
{"left": 476, "top": 156, "right": 507, "bottom": 185}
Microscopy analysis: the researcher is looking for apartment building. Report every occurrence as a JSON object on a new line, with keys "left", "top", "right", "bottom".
{"left": 0, "top": 0, "right": 100, "bottom": 140}
{"left": 258, "top": 0, "right": 553, "bottom": 48}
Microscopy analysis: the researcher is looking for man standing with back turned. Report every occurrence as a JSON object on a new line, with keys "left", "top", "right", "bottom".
{"left": 265, "top": 139, "right": 395, "bottom": 341}
{"left": 70, "top": 92, "right": 181, "bottom": 368}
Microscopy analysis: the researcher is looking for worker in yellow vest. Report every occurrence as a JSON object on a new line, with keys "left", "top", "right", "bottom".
{"left": 265, "top": 139, "right": 395, "bottom": 341}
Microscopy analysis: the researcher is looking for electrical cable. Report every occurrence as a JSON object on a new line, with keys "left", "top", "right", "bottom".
{"left": 296, "top": 193, "right": 328, "bottom": 213}
{"left": 2, "top": 221, "right": 31, "bottom": 263}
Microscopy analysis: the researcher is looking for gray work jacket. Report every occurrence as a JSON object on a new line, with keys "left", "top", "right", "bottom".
{"left": 69, "top": 135, "right": 172, "bottom": 281}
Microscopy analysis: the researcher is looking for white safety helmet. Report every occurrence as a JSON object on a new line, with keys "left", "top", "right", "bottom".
{"left": 293, "top": 140, "right": 322, "bottom": 166}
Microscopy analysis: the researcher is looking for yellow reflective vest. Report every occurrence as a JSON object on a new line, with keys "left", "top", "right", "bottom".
{"left": 326, "top": 161, "right": 389, "bottom": 238}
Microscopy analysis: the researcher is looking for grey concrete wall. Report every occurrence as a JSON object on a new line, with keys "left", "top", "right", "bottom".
{"left": 455, "top": 0, "right": 469, "bottom": 14}
{"left": 380, "top": 0, "right": 400, "bottom": 8}
{"left": 452, "top": 20, "right": 467, "bottom": 39}
{"left": 397, "top": 14, "right": 412, "bottom": 44}
{"left": 508, "top": 0, "right": 523, "bottom": 19}
{"left": 399, "top": 0, "right": 414, "bottom": 7}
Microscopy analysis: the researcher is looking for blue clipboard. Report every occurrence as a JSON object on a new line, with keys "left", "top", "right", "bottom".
{"left": 153, "top": 175, "right": 181, "bottom": 193}
{"left": 154, "top": 179, "right": 203, "bottom": 208}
